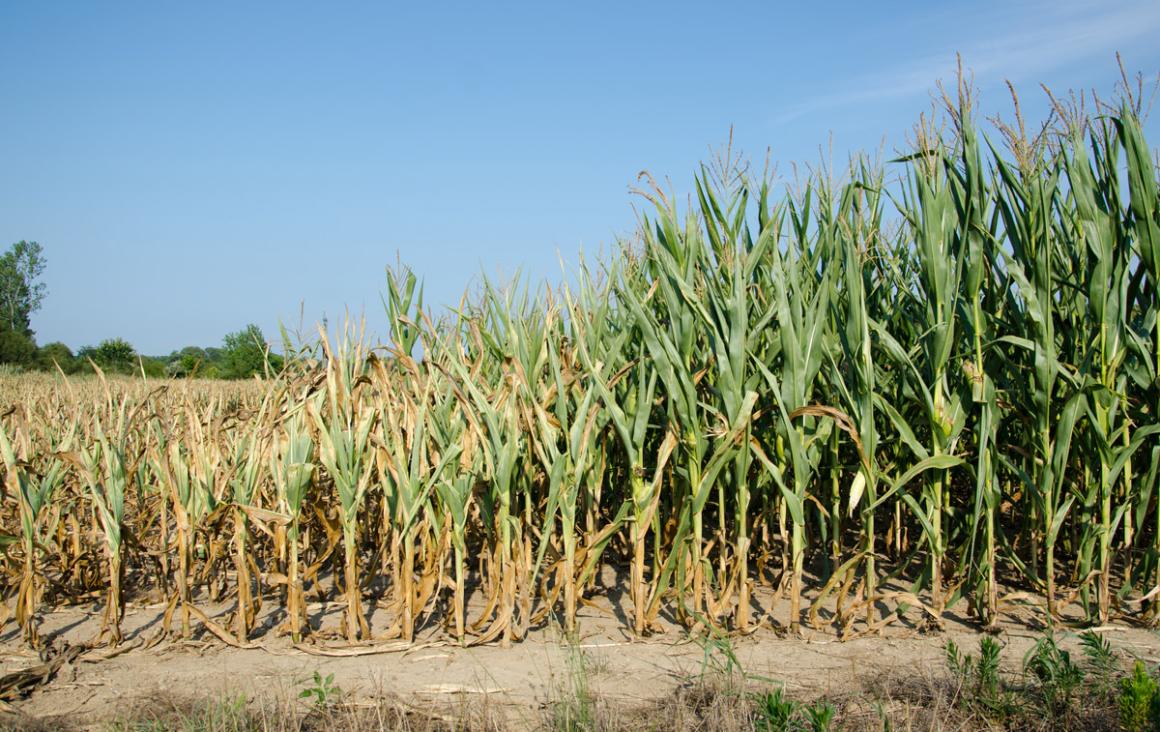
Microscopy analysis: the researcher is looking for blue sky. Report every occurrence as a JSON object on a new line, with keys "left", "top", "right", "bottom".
{"left": 2, "top": 1, "right": 1158, "bottom": 355}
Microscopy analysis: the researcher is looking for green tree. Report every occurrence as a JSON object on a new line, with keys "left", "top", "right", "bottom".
{"left": 219, "top": 325, "right": 281, "bottom": 379}
{"left": 0, "top": 329, "right": 36, "bottom": 366}
{"left": 78, "top": 338, "right": 138, "bottom": 374}
{"left": 164, "top": 346, "right": 226, "bottom": 378}
{"left": 166, "top": 346, "right": 208, "bottom": 377}
{"left": 35, "top": 342, "right": 77, "bottom": 373}
{"left": 138, "top": 356, "right": 166, "bottom": 378}
{"left": 0, "top": 241, "right": 47, "bottom": 338}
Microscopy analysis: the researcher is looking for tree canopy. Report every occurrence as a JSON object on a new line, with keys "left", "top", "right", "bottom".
{"left": 0, "top": 241, "right": 47, "bottom": 338}
{"left": 78, "top": 338, "right": 139, "bottom": 374}
{"left": 218, "top": 324, "right": 282, "bottom": 379}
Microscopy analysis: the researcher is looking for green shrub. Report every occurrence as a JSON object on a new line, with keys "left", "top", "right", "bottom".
{"left": 1118, "top": 661, "right": 1160, "bottom": 732}
{"left": 0, "top": 328, "right": 36, "bottom": 366}
{"left": 34, "top": 341, "right": 76, "bottom": 373}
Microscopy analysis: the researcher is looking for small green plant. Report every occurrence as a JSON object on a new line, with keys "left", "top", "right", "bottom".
{"left": 298, "top": 670, "right": 342, "bottom": 710}
{"left": 1118, "top": 660, "right": 1160, "bottom": 732}
{"left": 1078, "top": 630, "right": 1117, "bottom": 693}
{"left": 693, "top": 621, "right": 743, "bottom": 681}
{"left": 550, "top": 633, "right": 598, "bottom": 731}
{"left": 872, "top": 700, "right": 892, "bottom": 732}
{"left": 1023, "top": 632, "right": 1084, "bottom": 713}
{"left": 944, "top": 636, "right": 1006, "bottom": 714}
{"left": 753, "top": 687, "right": 800, "bottom": 732}
{"left": 752, "top": 688, "right": 836, "bottom": 732}
{"left": 977, "top": 637, "right": 1002, "bottom": 692}
{"left": 802, "top": 700, "right": 836, "bottom": 732}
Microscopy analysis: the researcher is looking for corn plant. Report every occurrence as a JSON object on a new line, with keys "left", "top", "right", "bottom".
{"left": 0, "top": 413, "right": 67, "bottom": 647}
{"left": 271, "top": 401, "right": 314, "bottom": 642}
{"left": 67, "top": 399, "right": 136, "bottom": 645}
{"left": 310, "top": 322, "right": 377, "bottom": 641}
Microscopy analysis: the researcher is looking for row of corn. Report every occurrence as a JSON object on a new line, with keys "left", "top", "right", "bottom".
{"left": 1, "top": 88, "right": 1158, "bottom": 649}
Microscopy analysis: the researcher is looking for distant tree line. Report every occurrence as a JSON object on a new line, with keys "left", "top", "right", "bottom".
{"left": 0, "top": 241, "right": 283, "bottom": 379}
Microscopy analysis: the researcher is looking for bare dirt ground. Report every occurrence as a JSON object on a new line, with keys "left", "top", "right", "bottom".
{"left": 2, "top": 578, "right": 1159, "bottom": 730}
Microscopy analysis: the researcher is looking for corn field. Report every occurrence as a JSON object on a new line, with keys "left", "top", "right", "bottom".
{"left": 2, "top": 85, "right": 1159, "bottom": 650}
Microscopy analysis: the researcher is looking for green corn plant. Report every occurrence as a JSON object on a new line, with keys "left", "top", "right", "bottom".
{"left": 373, "top": 356, "right": 463, "bottom": 642}
{"left": 153, "top": 399, "right": 222, "bottom": 639}
{"left": 426, "top": 361, "right": 477, "bottom": 643}
{"left": 618, "top": 180, "right": 715, "bottom": 626}
{"left": 527, "top": 285, "right": 610, "bottom": 633}
{"left": 1112, "top": 105, "right": 1160, "bottom": 616}
{"left": 577, "top": 282, "right": 658, "bottom": 634}
{"left": 750, "top": 171, "right": 837, "bottom": 633}
{"left": 617, "top": 176, "right": 763, "bottom": 632}
{"left": 67, "top": 398, "right": 137, "bottom": 646}
{"left": 224, "top": 391, "right": 274, "bottom": 642}
{"left": 992, "top": 134, "right": 1082, "bottom": 618}
{"left": 383, "top": 264, "right": 424, "bottom": 360}
{"left": 377, "top": 266, "right": 430, "bottom": 642}
{"left": 552, "top": 259, "right": 617, "bottom": 631}
{"left": 940, "top": 91, "right": 1004, "bottom": 626}
{"left": 820, "top": 157, "right": 885, "bottom": 628}
{"left": 444, "top": 347, "right": 523, "bottom": 645}
{"left": 558, "top": 256, "right": 655, "bottom": 631}
{"left": 843, "top": 189, "right": 968, "bottom": 630}
{"left": 271, "top": 401, "right": 315, "bottom": 643}
{"left": 569, "top": 256, "right": 665, "bottom": 631}
{"left": 890, "top": 120, "right": 970, "bottom": 618}
{"left": 688, "top": 156, "right": 780, "bottom": 629}
{"left": 1063, "top": 114, "right": 1138, "bottom": 622}
{"left": 438, "top": 276, "right": 548, "bottom": 645}
{"left": 310, "top": 322, "right": 378, "bottom": 641}
{"left": 0, "top": 413, "right": 68, "bottom": 648}
{"left": 482, "top": 277, "right": 554, "bottom": 640}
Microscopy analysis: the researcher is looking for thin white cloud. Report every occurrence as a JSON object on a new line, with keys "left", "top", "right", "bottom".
{"left": 772, "top": 0, "right": 1160, "bottom": 124}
